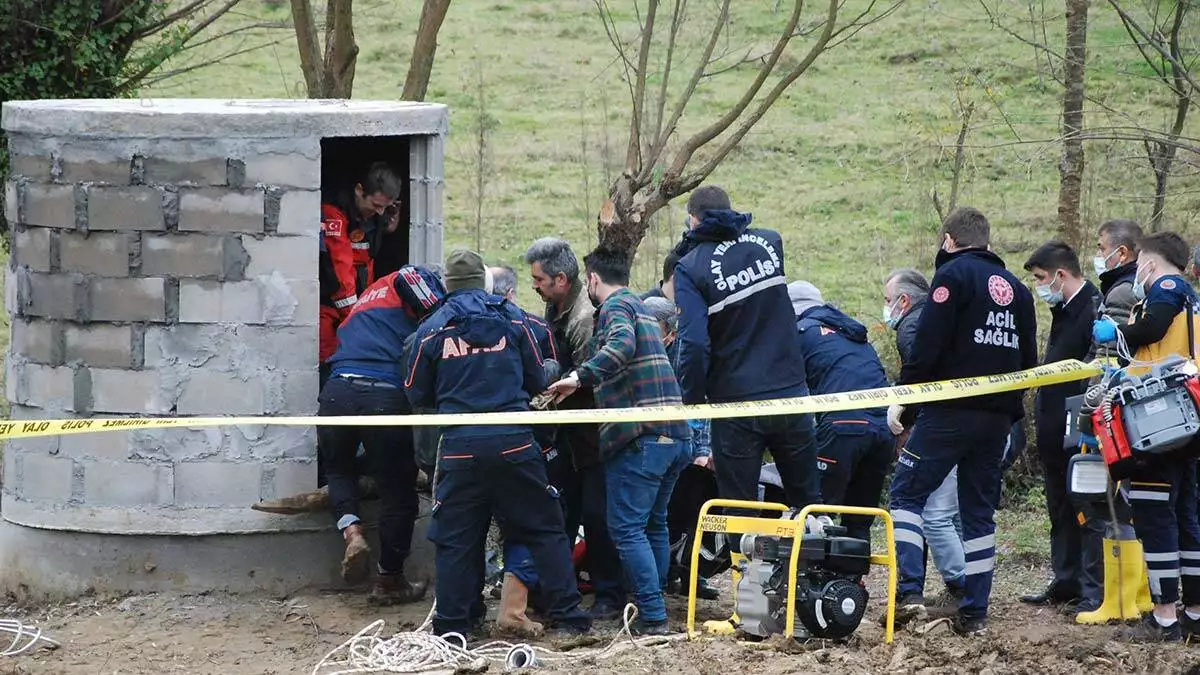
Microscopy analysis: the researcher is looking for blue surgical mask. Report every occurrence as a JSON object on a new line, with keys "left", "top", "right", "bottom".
{"left": 883, "top": 299, "right": 902, "bottom": 329}
{"left": 1035, "top": 272, "right": 1065, "bottom": 305}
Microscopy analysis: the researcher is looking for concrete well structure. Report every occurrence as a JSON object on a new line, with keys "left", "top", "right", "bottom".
{"left": 0, "top": 99, "right": 447, "bottom": 598}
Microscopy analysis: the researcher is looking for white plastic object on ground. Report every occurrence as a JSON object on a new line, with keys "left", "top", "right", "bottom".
{"left": 1, "top": 619, "right": 61, "bottom": 657}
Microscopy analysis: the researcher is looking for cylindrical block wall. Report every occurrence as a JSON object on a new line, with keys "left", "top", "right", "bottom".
{"left": 0, "top": 99, "right": 447, "bottom": 597}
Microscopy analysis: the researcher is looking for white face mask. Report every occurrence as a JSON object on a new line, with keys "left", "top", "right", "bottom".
{"left": 1133, "top": 262, "right": 1153, "bottom": 301}
{"left": 1035, "top": 272, "right": 1064, "bottom": 305}
{"left": 1093, "top": 248, "right": 1119, "bottom": 277}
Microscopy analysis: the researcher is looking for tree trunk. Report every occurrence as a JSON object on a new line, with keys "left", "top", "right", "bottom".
{"left": 1056, "top": 0, "right": 1088, "bottom": 245}
{"left": 402, "top": 0, "right": 452, "bottom": 101}
{"left": 321, "top": 0, "right": 358, "bottom": 98}
{"left": 291, "top": 0, "right": 324, "bottom": 96}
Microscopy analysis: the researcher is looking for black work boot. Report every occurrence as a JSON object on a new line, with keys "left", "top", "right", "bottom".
{"left": 368, "top": 571, "right": 429, "bottom": 606}
{"left": 951, "top": 612, "right": 987, "bottom": 636}
{"left": 883, "top": 592, "right": 927, "bottom": 627}
{"left": 1122, "top": 614, "right": 1183, "bottom": 643}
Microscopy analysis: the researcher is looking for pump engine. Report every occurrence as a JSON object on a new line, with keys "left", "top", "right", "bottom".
{"left": 734, "top": 523, "right": 871, "bottom": 640}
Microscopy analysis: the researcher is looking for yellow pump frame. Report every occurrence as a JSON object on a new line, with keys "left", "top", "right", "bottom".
{"left": 685, "top": 499, "right": 898, "bottom": 644}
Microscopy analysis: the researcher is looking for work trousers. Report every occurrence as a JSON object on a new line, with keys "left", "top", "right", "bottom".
{"left": 815, "top": 419, "right": 893, "bottom": 541}
{"left": 712, "top": 412, "right": 821, "bottom": 511}
{"left": 890, "top": 407, "right": 1010, "bottom": 619}
{"left": 1127, "top": 452, "right": 1200, "bottom": 606}
{"left": 318, "top": 376, "right": 418, "bottom": 575}
{"left": 429, "top": 433, "right": 590, "bottom": 635}
{"left": 1037, "top": 409, "right": 1102, "bottom": 606}
{"left": 316, "top": 361, "right": 334, "bottom": 488}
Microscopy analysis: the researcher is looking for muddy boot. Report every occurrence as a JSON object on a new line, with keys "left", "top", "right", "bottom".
{"left": 496, "top": 573, "right": 544, "bottom": 638}
{"left": 252, "top": 485, "right": 331, "bottom": 515}
{"left": 341, "top": 524, "right": 372, "bottom": 584}
{"left": 368, "top": 570, "right": 429, "bottom": 606}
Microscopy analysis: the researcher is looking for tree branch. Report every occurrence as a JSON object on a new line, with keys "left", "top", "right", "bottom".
{"left": 291, "top": 0, "right": 323, "bottom": 96}
{"left": 681, "top": 0, "right": 841, "bottom": 188}
{"left": 651, "top": 0, "right": 685, "bottom": 151}
{"left": 639, "top": 0, "right": 730, "bottom": 182}
{"left": 1108, "top": 0, "right": 1200, "bottom": 94}
{"left": 594, "top": 0, "right": 638, "bottom": 114}
{"left": 321, "top": 0, "right": 358, "bottom": 97}
{"left": 128, "top": 0, "right": 212, "bottom": 39}
{"left": 625, "top": 0, "right": 659, "bottom": 172}
{"left": 402, "top": 0, "right": 452, "bottom": 101}
{"left": 664, "top": 0, "right": 806, "bottom": 182}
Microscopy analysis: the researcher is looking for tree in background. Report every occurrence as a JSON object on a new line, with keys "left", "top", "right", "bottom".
{"left": 290, "top": 0, "right": 451, "bottom": 100}
{"left": 593, "top": 0, "right": 901, "bottom": 256}
{"left": 0, "top": 0, "right": 244, "bottom": 238}
{"left": 1057, "top": 0, "right": 1088, "bottom": 245}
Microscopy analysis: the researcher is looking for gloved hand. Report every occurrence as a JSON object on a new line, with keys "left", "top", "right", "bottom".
{"left": 1092, "top": 318, "right": 1118, "bottom": 344}
{"left": 887, "top": 404, "right": 906, "bottom": 435}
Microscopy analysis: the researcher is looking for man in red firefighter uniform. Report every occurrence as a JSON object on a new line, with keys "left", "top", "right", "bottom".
{"left": 320, "top": 161, "right": 406, "bottom": 384}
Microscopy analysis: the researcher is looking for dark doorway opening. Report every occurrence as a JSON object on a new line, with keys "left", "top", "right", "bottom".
{"left": 319, "top": 135, "right": 411, "bottom": 277}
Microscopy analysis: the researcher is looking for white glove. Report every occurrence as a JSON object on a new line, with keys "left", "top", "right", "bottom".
{"left": 887, "top": 404, "right": 906, "bottom": 435}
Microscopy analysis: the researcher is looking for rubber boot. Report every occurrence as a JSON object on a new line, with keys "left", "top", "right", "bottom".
{"left": 1076, "top": 538, "right": 1152, "bottom": 624}
{"left": 341, "top": 523, "right": 372, "bottom": 584}
{"left": 497, "top": 573, "right": 544, "bottom": 638}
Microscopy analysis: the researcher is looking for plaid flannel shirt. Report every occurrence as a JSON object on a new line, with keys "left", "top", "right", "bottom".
{"left": 576, "top": 288, "right": 690, "bottom": 458}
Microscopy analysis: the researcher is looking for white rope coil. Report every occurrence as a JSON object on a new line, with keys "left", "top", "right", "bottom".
{"left": 312, "top": 603, "right": 684, "bottom": 674}
{"left": 1, "top": 619, "right": 60, "bottom": 657}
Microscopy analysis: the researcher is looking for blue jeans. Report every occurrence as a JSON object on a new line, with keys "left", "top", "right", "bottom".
{"left": 605, "top": 436, "right": 691, "bottom": 623}
{"left": 923, "top": 467, "right": 965, "bottom": 587}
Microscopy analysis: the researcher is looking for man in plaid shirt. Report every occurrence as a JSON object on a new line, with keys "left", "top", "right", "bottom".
{"left": 547, "top": 247, "right": 693, "bottom": 635}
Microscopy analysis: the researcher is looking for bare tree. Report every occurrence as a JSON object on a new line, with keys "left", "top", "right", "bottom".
{"left": 594, "top": 0, "right": 901, "bottom": 256}
{"left": 1057, "top": 0, "right": 1089, "bottom": 244}
{"left": 291, "top": 0, "right": 451, "bottom": 100}
{"left": 291, "top": 0, "right": 358, "bottom": 97}
{"left": 403, "top": 0, "right": 453, "bottom": 101}
{"left": 1109, "top": 0, "right": 1197, "bottom": 229}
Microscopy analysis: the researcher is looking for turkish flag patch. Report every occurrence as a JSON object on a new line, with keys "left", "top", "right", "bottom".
{"left": 932, "top": 286, "right": 950, "bottom": 303}
{"left": 1162, "top": 279, "right": 1177, "bottom": 290}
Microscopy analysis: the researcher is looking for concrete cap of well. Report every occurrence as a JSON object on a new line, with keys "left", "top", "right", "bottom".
{"left": 1, "top": 98, "right": 450, "bottom": 139}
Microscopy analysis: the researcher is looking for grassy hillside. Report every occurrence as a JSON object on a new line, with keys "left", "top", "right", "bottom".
{"left": 150, "top": 0, "right": 1200, "bottom": 321}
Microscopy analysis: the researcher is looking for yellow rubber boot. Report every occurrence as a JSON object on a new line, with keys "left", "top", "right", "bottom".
{"left": 1076, "top": 538, "right": 1152, "bottom": 624}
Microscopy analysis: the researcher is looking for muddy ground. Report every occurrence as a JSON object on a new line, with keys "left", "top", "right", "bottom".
{"left": 5, "top": 559, "right": 1200, "bottom": 675}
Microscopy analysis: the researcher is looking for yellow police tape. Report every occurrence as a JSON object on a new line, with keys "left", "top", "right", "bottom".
{"left": 0, "top": 360, "right": 1101, "bottom": 442}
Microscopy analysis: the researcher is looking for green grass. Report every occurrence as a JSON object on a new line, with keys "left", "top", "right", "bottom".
{"left": 146, "top": 0, "right": 1200, "bottom": 321}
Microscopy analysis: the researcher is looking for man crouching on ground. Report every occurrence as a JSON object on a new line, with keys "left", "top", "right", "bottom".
{"left": 547, "top": 247, "right": 692, "bottom": 635}
{"left": 405, "top": 249, "right": 591, "bottom": 637}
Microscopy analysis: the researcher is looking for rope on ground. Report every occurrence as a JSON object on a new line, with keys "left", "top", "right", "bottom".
{"left": 311, "top": 603, "right": 685, "bottom": 674}
{"left": 1, "top": 619, "right": 60, "bottom": 657}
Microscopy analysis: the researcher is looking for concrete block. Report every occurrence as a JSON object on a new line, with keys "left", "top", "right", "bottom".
{"left": 20, "top": 454, "right": 74, "bottom": 501}
{"left": 64, "top": 324, "right": 132, "bottom": 369}
{"left": 61, "top": 430, "right": 132, "bottom": 461}
{"left": 61, "top": 158, "right": 132, "bottom": 185}
{"left": 243, "top": 235, "right": 316, "bottom": 279}
{"left": 141, "top": 234, "right": 225, "bottom": 278}
{"left": 89, "top": 277, "right": 166, "bottom": 322}
{"left": 276, "top": 190, "right": 321, "bottom": 235}
{"left": 179, "top": 280, "right": 263, "bottom": 324}
{"left": 5, "top": 180, "right": 17, "bottom": 226}
{"left": 270, "top": 461, "right": 315, "bottom": 500}
{"left": 5, "top": 267, "right": 17, "bottom": 316}
{"left": 58, "top": 231, "right": 131, "bottom": 277}
{"left": 179, "top": 189, "right": 264, "bottom": 233}
{"left": 244, "top": 153, "right": 321, "bottom": 189}
{"left": 143, "top": 157, "right": 228, "bottom": 186}
{"left": 87, "top": 186, "right": 164, "bottom": 231}
{"left": 237, "top": 426, "right": 316, "bottom": 462}
{"left": 7, "top": 407, "right": 63, "bottom": 456}
{"left": 90, "top": 369, "right": 169, "bottom": 414}
{"left": 23, "top": 183, "right": 75, "bottom": 228}
{"left": 286, "top": 279, "right": 320, "bottom": 327}
{"left": 24, "top": 272, "right": 86, "bottom": 320}
{"left": 8, "top": 153, "right": 49, "bottom": 181}
{"left": 260, "top": 271, "right": 298, "bottom": 326}
{"left": 278, "top": 370, "right": 319, "bottom": 415}
{"left": 83, "top": 461, "right": 168, "bottom": 506}
{"left": 144, "top": 324, "right": 317, "bottom": 372}
{"left": 21, "top": 364, "right": 75, "bottom": 409}
{"left": 177, "top": 371, "right": 265, "bottom": 415}
{"left": 130, "top": 427, "right": 223, "bottom": 463}
{"left": 175, "top": 462, "right": 261, "bottom": 506}
{"left": 13, "top": 226, "right": 51, "bottom": 271}
{"left": 10, "top": 318, "right": 58, "bottom": 364}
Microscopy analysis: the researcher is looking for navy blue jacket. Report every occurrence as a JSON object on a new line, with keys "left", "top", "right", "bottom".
{"left": 796, "top": 305, "right": 890, "bottom": 428}
{"left": 898, "top": 248, "right": 1037, "bottom": 420}
{"left": 328, "top": 266, "right": 446, "bottom": 389}
{"left": 673, "top": 210, "right": 807, "bottom": 404}
{"left": 404, "top": 289, "right": 547, "bottom": 440}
